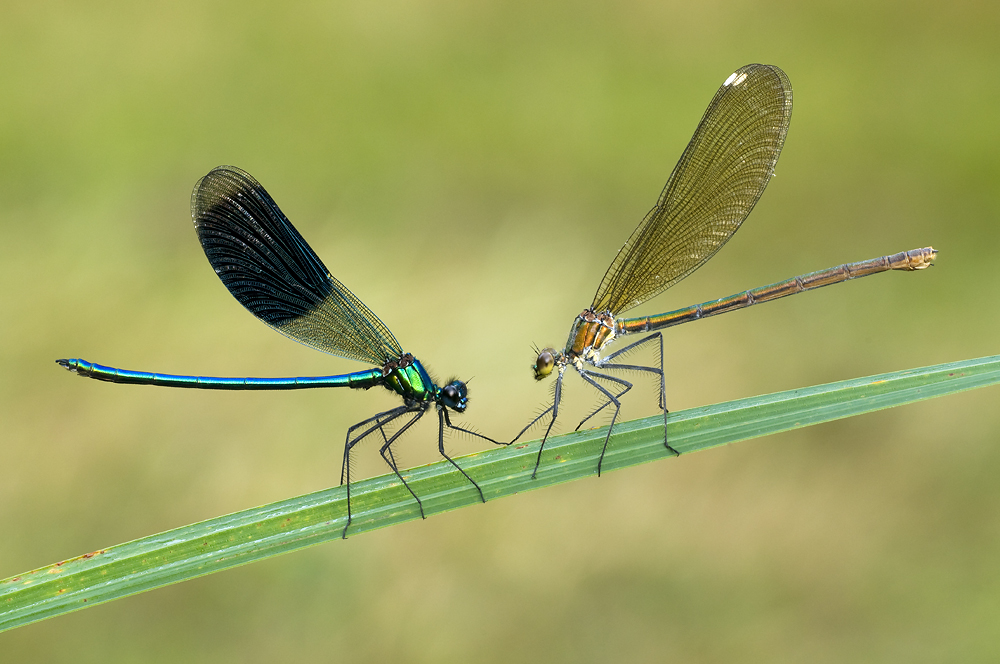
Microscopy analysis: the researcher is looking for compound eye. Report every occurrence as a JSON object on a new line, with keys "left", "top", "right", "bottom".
{"left": 533, "top": 349, "right": 556, "bottom": 379}
{"left": 442, "top": 381, "right": 468, "bottom": 411}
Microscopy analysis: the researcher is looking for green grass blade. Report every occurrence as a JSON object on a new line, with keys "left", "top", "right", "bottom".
{"left": 3, "top": 354, "right": 999, "bottom": 632}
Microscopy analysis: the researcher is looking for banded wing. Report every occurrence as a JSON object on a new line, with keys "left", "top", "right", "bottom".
{"left": 192, "top": 165, "right": 403, "bottom": 366}
{"left": 592, "top": 63, "right": 793, "bottom": 315}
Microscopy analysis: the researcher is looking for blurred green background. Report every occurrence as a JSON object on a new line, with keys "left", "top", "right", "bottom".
{"left": 2, "top": 0, "right": 999, "bottom": 661}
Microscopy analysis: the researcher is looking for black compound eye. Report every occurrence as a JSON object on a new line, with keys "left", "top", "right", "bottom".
{"left": 441, "top": 381, "right": 468, "bottom": 411}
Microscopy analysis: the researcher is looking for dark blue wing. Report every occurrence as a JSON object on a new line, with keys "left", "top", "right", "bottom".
{"left": 191, "top": 165, "right": 403, "bottom": 366}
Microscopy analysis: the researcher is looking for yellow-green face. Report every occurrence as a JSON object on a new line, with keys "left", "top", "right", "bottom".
{"left": 533, "top": 348, "right": 559, "bottom": 380}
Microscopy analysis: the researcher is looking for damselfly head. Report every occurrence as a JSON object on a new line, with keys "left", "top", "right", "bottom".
{"left": 441, "top": 380, "right": 469, "bottom": 412}
{"left": 533, "top": 348, "right": 560, "bottom": 380}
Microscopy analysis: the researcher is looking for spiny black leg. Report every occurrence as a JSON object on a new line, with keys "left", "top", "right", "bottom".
{"left": 507, "top": 396, "right": 555, "bottom": 445}
{"left": 378, "top": 408, "right": 428, "bottom": 519}
{"left": 574, "top": 377, "right": 632, "bottom": 432}
{"left": 510, "top": 403, "right": 553, "bottom": 445}
{"left": 600, "top": 332, "right": 661, "bottom": 363}
{"left": 383, "top": 445, "right": 411, "bottom": 507}
{"left": 341, "top": 405, "right": 409, "bottom": 539}
{"left": 578, "top": 370, "right": 631, "bottom": 477}
{"left": 530, "top": 368, "right": 564, "bottom": 479}
{"left": 587, "top": 360, "right": 671, "bottom": 450}
{"left": 342, "top": 406, "right": 409, "bottom": 485}
{"left": 509, "top": 368, "right": 565, "bottom": 479}
{"left": 596, "top": 333, "right": 665, "bottom": 408}
{"left": 442, "top": 409, "right": 507, "bottom": 447}
{"left": 578, "top": 335, "right": 663, "bottom": 431}
{"left": 654, "top": 332, "right": 674, "bottom": 455}
{"left": 438, "top": 408, "right": 486, "bottom": 503}
{"left": 598, "top": 333, "right": 676, "bottom": 456}
{"left": 583, "top": 333, "right": 664, "bottom": 427}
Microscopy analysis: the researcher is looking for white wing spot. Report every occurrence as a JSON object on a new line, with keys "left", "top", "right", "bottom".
{"left": 724, "top": 72, "right": 738, "bottom": 86}
{"left": 732, "top": 72, "right": 748, "bottom": 86}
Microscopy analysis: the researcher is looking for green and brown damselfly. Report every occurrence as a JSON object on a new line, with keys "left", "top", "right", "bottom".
{"left": 515, "top": 63, "right": 936, "bottom": 477}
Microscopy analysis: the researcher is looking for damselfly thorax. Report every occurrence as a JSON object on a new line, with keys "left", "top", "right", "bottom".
{"left": 566, "top": 309, "right": 617, "bottom": 364}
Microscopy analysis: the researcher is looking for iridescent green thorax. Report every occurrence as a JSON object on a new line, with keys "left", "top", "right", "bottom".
{"left": 379, "top": 353, "right": 470, "bottom": 412}
{"left": 380, "top": 353, "right": 436, "bottom": 403}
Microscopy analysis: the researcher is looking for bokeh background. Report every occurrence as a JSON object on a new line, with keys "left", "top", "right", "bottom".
{"left": 2, "top": 0, "right": 999, "bottom": 661}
